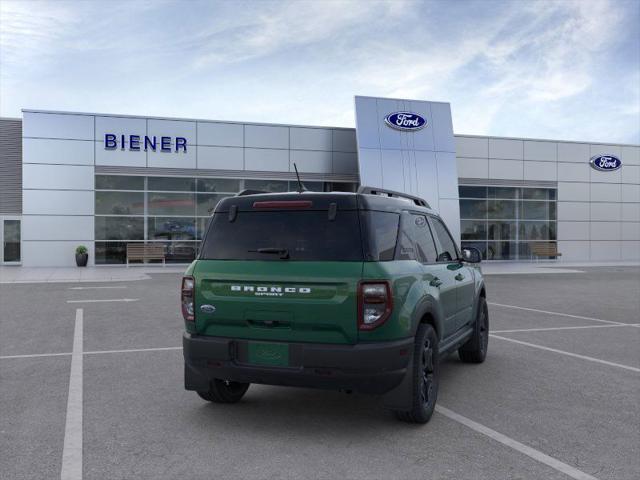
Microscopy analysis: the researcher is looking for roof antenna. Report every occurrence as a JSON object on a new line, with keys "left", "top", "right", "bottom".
{"left": 293, "top": 163, "right": 307, "bottom": 193}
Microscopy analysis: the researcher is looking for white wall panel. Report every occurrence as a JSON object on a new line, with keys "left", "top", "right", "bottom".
{"left": 524, "top": 141, "right": 556, "bottom": 161}
{"left": 380, "top": 150, "right": 405, "bottom": 190}
{"left": 290, "top": 150, "right": 332, "bottom": 174}
{"left": 590, "top": 183, "right": 621, "bottom": 202}
{"left": 621, "top": 165, "right": 640, "bottom": 184}
{"left": 23, "top": 112, "right": 94, "bottom": 140}
{"left": 557, "top": 142, "right": 589, "bottom": 163}
{"left": 197, "top": 146, "right": 243, "bottom": 170}
{"left": 245, "top": 125, "right": 288, "bottom": 149}
{"left": 332, "top": 130, "right": 357, "bottom": 152}
{"left": 557, "top": 241, "right": 589, "bottom": 261}
{"left": 147, "top": 149, "right": 196, "bottom": 169}
{"left": 23, "top": 190, "right": 94, "bottom": 215}
{"left": 590, "top": 203, "right": 621, "bottom": 221}
{"left": 621, "top": 184, "right": 640, "bottom": 203}
{"left": 488, "top": 159, "right": 523, "bottom": 180}
{"left": 244, "top": 148, "right": 289, "bottom": 171}
{"left": 95, "top": 146, "right": 147, "bottom": 167}
{"left": 357, "top": 148, "right": 383, "bottom": 187}
{"left": 590, "top": 166, "right": 621, "bottom": 184}
{"left": 22, "top": 240, "right": 95, "bottom": 267}
{"left": 197, "top": 122, "right": 243, "bottom": 147}
{"left": 455, "top": 136, "right": 488, "bottom": 158}
{"left": 590, "top": 144, "right": 622, "bottom": 159}
{"left": 558, "top": 182, "right": 589, "bottom": 201}
{"left": 558, "top": 202, "right": 590, "bottom": 221}
{"left": 332, "top": 152, "right": 358, "bottom": 175}
{"left": 621, "top": 241, "right": 640, "bottom": 259}
{"left": 557, "top": 162, "right": 589, "bottom": 182}
{"left": 23, "top": 164, "right": 94, "bottom": 190}
{"left": 457, "top": 157, "right": 488, "bottom": 179}
{"left": 622, "top": 203, "right": 640, "bottom": 222}
{"left": 622, "top": 222, "right": 640, "bottom": 240}
{"left": 557, "top": 221, "right": 589, "bottom": 241}
{"left": 354, "top": 98, "right": 381, "bottom": 150}
{"left": 23, "top": 138, "right": 94, "bottom": 166}
{"left": 95, "top": 116, "right": 146, "bottom": 141}
{"left": 590, "top": 241, "right": 621, "bottom": 261}
{"left": 590, "top": 222, "right": 620, "bottom": 240}
{"left": 489, "top": 138, "right": 523, "bottom": 160}
{"left": 290, "top": 128, "right": 332, "bottom": 151}
{"left": 523, "top": 161, "right": 556, "bottom": 181}
{"left": 430, "top": 102, "right": 455, "bottom": 153}
{"left": 22, "top": 215, "right": 93, "bottom": 241}
{"left": 415, "top": 150, "right": 439, "bottom": 209}
{"left": 377, "top": 98, "right": 405, "bottom": 151}
{"left": 436, "top": 151, "right": 459, "bottom": 199}
{"left": 147, "top": 119, "right": 196, "bottom": 145}
{"left": 621, "top": 145, "right": 640, "bottom": 165}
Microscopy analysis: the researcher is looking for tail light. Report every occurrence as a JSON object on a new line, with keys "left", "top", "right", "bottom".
{"left": 181, "top": 276, "right": 195, "bottom": 322}
{"left": 358, "top": 281, "right": 393, "bottom": 330}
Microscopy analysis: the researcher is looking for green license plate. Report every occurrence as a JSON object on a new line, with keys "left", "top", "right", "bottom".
{"left": 248, "top": 342, "right": 289, "bottom": 367}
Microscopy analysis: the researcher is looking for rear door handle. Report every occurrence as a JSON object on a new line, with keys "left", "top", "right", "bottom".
{"left": 429, "top": 277, "right": 443, "bottom": 287}
{"left": 455, "top": 273, "right": 464, "bottom": 281}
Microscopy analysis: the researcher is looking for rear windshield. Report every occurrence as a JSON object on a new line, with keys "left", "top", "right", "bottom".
{"left": 200, "top": 210, "right": 363, "bottom": 261}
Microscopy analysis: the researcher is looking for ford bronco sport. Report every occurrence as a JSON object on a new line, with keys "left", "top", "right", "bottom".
{"left": 182, "top": 187, "right": 488, "bottom": 423}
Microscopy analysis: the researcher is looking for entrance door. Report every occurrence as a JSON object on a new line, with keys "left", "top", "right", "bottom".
{"left": 1, "top": 217, "right": 21, "bottom": 264}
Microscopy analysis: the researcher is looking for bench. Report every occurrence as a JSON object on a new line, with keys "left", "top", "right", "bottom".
{"left": 530, "top": 242, "right": 562, "bottom": 260}
{"left": 126, "top": 244, "right": 166, "bottom": 266}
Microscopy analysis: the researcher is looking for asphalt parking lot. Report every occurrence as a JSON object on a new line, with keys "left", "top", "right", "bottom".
{"left": 1, "top": 266, "right": 639, "bottom": 480}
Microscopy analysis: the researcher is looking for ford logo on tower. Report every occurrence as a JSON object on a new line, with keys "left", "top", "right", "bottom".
{"left": 384, "top": 112, "right": 427, "bottom": 131}
{"left": 590, "top": 155, "right": 622, "bottom": 172}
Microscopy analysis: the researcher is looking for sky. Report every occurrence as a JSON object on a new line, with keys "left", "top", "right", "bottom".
{"left": 1, "top": 0, "right": 639, "bottom": 143}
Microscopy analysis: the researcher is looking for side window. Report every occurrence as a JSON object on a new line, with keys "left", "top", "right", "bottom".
{"left": 411, "top": 214, "right": 438, "bottom": 263}
{"left": 394, "top": 214, "right": 417, "bottom": 260}
{"left": 430, "top": 217, "right": 458, "bottom": 262}
{"left": 362, "top": 211, "right": 400, "bottom": 261}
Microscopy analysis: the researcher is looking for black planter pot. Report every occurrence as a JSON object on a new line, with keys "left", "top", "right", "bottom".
{"left": 75, "top": 253, "right": 88, "bottom": 267}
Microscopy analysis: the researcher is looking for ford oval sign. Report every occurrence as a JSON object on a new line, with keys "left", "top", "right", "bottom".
{"left": 590, "top": 155, "right": 622, "bottom": 172}
{"left": 384, "top": 112, "right": 427, "bottom": 131}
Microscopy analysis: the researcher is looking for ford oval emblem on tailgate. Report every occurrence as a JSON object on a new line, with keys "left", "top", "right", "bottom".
{"left": 200, "top": 304, "right": 216, "bottom": 314}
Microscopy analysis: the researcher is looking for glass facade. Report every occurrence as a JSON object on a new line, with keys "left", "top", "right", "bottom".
{"left": 459, "top": 186, "right": 557, "bottom": 260}
{"left": 94, "top": 175, "right": 357, "bottom": 264}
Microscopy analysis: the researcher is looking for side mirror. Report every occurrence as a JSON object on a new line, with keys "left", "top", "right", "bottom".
{"left": 461, "top": 247, "right": 482, "bottom": 263}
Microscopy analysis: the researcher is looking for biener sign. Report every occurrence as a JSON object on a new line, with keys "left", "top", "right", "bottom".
{"left": 104, "top": 134, "right": 188, "bottom": 152}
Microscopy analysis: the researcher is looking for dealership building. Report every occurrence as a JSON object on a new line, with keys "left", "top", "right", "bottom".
{"left": 0, "top": 95, "right": 638, "bottom": 267}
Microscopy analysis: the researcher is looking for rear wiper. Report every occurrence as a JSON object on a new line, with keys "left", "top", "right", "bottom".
{"left": 248, "top": 247, "right": 290, "bottom": 259}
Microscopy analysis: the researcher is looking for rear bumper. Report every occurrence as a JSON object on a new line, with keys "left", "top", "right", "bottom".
{"left": 183, "top": 333, "right": 413, "bottom": 394}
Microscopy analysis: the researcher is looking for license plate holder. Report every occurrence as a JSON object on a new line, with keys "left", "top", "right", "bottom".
{"left": 247, "top": 342, "right": 289, "bottom": 367}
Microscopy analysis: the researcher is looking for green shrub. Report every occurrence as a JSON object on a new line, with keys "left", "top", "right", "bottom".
{"left": 75, "top": 245, "right": 88, "bottom": 255}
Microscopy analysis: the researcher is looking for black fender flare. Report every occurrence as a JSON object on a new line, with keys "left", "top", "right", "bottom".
{"left": 410, "top": 296, "right": 445, "bottom": 340}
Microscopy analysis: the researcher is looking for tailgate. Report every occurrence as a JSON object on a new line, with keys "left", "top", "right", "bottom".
{"left": 194, "top": 260, "right": 363, "bottom": 344}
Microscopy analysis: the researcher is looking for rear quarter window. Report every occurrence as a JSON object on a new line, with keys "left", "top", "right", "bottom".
{"left": 360, "top": 211, "right": 400, "bottom": 261}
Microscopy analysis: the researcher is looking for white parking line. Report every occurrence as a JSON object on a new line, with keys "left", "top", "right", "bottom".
{"left": 60, "top": 308, "right": 83, "bottom": 480}
{"left": 0, "top": 346, "right": 181, "bottom": 360}
{"left": 488, "top": 302, "right": 626, "bottom": 326}
{"left": 435, "top": 405, "right": 598, "bottom": 480}
{"left": 490, "top": 334, "right": 640, "bottom": 373}
{"left": 0, "top": 351, "right": 72, "bottom": 360}
{"left": 492, "top": 323, "right": 640, "bottom": 334}
{"left": 83, "top": 346, "right": 181, "bottom": 355}
{"left": 68, "top": 286, "right": 127, "bottom": 290}
{"left": 66, "top": 298, "right": 139, "bottom": 304}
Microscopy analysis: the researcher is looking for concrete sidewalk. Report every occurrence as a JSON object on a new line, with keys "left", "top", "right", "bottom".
{"left": 480, "top": 260, "right": 640, "bottom": 275}
{"left": 0, "top": 265, "right": 187, "bottom": 284}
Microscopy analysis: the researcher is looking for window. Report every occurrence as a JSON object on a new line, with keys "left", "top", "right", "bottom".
{"left": 95, "top": 191, "right": 144, "bottom": 215}
{"left": 147, "top": 176, "right": 195, "bottom": 192}
{"left": 430, "top": 217, "right": 458, "bottom": 262}
{"left": 411, "top": 214, "right": 438, "bottom": 263}
{"left": 201, "top": 211, "right": 363, "bottom": 261}
{"left": 458, "top": 186, "right": 557, "bottom": 260}
{"left": 95, "top": 175, "right": 144, "bottom": 190}
{"left": 361, "top": 211, "right": 399, "bottom": 261}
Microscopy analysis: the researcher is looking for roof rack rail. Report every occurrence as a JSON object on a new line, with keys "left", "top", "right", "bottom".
{"left": 357, "top": 186, "right": 430, "bottom": 208}
{"left": 236, "top": 189, "right": 269, "bottom": 196}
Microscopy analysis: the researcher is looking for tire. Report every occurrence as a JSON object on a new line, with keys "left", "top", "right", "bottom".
{"left": 197, "top": 379, "right": 250, "bottom": 403}
{"left": 396, "top": 323, "right": 439, "bottom": 424}
{"left": 458, "top": 296, "right": 489, "bottom": 363}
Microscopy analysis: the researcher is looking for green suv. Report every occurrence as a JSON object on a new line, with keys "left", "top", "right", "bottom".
{"left": 182, "top": 187, "right": 488, "bottom": 423}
